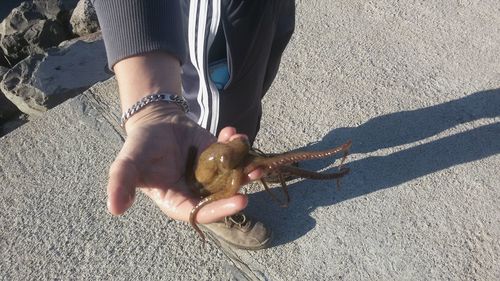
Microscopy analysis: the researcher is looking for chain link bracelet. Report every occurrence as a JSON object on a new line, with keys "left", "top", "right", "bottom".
{"left": 120, "top": 93, "right": 189, "bottom": 128}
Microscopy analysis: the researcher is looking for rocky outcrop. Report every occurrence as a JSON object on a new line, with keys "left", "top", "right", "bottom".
{"left": 0, "top": 2, "right": 45, "bottom": 36}
{"left": 0, "top": 1, "right": 78, "bottom": 65}
{"left": 32, "top": 0, "right": 79, "bottom": 22}
{"left": 0, "top": 47, "right": 12, "bottom": 68}
{"left": 0, "top": 1, "right": 24, "bottom": 22}
{"left": 0, "top": 0, "right": 104, "bottom": 135}
{"left": 0, "top": 2, "right": 46, "bottom": 64}
{"left": 70, "top": 0, "right": 99, "bottom": 36}
{"left": 0, "top": 33, "right": 112, "bottom": 116}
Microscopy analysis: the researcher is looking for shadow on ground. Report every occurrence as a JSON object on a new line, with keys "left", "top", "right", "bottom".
{"left": 247, "top": 89, "right": 500, "bottom": 247}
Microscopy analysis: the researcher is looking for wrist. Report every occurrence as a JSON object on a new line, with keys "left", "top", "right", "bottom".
{"left": 120, "top": 93, "right": 189, "bottom": 127}
{"left": 124, "top": 102, "right": 185, "bottom": 133}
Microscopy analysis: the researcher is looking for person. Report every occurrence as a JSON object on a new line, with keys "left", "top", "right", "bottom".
{"left": 93, "top": 0, "right": 295, "bottom": 250}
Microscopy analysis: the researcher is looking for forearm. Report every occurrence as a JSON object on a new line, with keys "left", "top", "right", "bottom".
{"left": 113, "top": 52, "right": 182, "bottom": 111}
{"left": 92, "top": 0, "right": 186, "bottom": 126}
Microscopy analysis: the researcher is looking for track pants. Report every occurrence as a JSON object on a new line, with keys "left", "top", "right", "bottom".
{"left": 182, "top": 0, "right": 295, "bottom": 143}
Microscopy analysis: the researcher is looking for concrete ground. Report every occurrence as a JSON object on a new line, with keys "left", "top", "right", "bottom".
{"left": 1, "top": 1, "right": 499, "bottom": 280}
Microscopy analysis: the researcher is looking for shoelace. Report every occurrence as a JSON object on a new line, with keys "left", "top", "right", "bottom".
{"left": 225, "top": 213, "right": 248, "bottom": 228}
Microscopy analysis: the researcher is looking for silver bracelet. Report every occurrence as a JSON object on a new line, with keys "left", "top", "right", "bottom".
{"left": 120, "top": 93, "right": 189, "bottom": 127}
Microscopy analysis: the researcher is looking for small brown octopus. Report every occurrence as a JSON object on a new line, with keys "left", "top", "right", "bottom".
{"left": 187, "top": 137, "right": 352, "bottom": 239}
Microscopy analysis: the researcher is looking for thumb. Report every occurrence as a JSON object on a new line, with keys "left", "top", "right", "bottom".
{"left": 107, "top": 158, "right": 138, "bottom": 215}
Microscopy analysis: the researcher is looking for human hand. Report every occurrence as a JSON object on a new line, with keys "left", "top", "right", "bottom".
{"left": 107, "top": 102, "right": 256, "bottom": 223}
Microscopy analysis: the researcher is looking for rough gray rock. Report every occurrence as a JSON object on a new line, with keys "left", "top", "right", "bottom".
{"left": 0, "top": 33, "right": 111, "bottom": 116}
{"left": 70, "top": 0, "right": 99, "bottom": 36}
{"left": 23, "top": 19, "right": 68, "bottom": 49}
{"left": 2, "top": 18, "right": 70, "bottom": 62}
{"left": 0, "top": 1, "right": 76, "bottom": 65}
{"left": 0, "top": 66, "right": 7, "bottom": 79}
{"left": 32, "top": 0, "right": 79, "bottom": 22}
{"left": 0, "top": 33, "right": 30, "bottom": 63}
{"left": 0, "top": 0, "right": 24, "bottom": 21}
{"left": 0, "top": 47, "right": 11, "bottom": 67}
{"left": 0, "top": 66, "right": 20, "bottom": 121}
{"left": 0, "top": 2, "right": 45, "bottom": 36}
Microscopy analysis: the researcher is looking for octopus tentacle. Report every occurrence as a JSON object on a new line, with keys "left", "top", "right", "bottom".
{"left": 189, "top": 196, "right": 214, "bottom": 241}
{"left": 260, "top": 177, "right": 290, "bottom": 207}
{"left": 244, "top": 140, "right": 352, "bottom": 174}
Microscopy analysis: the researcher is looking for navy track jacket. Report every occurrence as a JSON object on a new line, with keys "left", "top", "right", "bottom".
{"left": 93, "top": 0, "right": 295, "bottom": 142}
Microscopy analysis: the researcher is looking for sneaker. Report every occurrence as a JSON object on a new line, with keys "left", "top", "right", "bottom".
{"left": 199, "top": 213, "right": 272, "bottom": 250}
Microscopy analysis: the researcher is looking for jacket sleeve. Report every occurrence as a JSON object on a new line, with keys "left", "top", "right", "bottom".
{"left": 92, "top": 0, "right": 186, "bottom": 70}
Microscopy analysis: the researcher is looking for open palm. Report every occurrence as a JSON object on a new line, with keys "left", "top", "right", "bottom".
{"left": 107, "top": 105, "right": 248, "bottom": 223}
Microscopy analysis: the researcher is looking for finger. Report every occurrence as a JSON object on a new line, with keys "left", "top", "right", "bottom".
{"left": 247, "top": 169, "right": 264, "bottom": 181}
{"left": 218, "top": 127, "right": 248, "bottom": 145}
{"left": 195, "top": 194, "right": 248, "bottom": 223}
{"left": 107, "top": 158, "right": 138, "bottom": 215}
{"left": 228, "top": 134, "right": 248, "bottom": 142}
{"left": 218, "top": 126, "right": 237, "bottom": 142}
{"left": 141, "top": 187, "right": 248, "bottom": 223}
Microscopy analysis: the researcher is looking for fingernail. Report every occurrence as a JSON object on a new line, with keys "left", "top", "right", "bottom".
{"left": 248, "top": 169, "right": 262, "bottom": 181}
